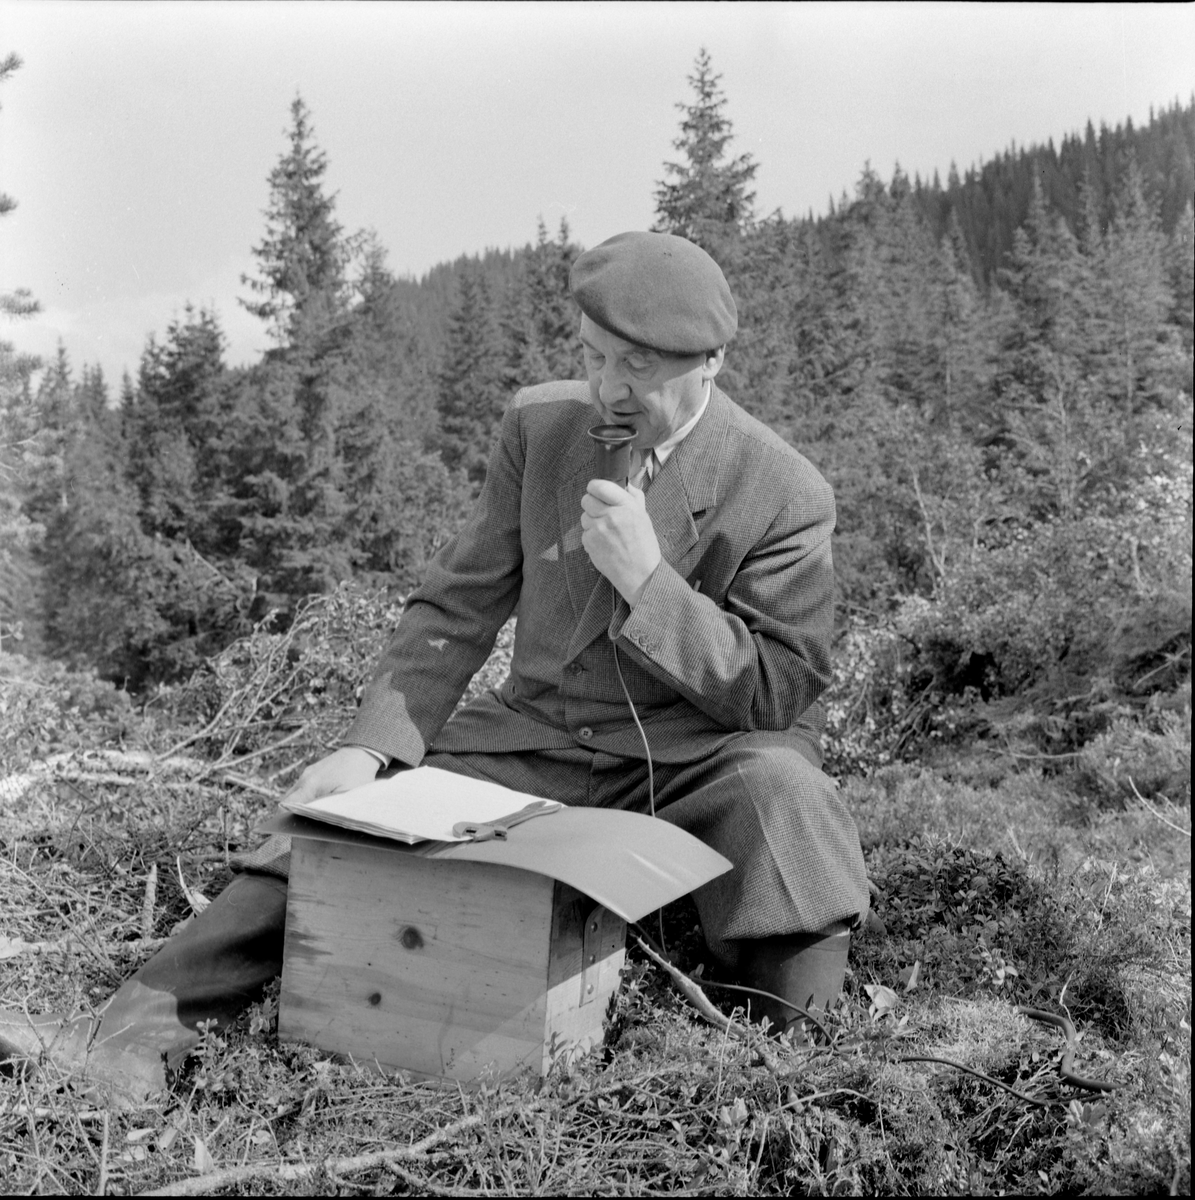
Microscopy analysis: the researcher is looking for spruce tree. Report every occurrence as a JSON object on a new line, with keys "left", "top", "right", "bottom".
{"left": 502, "top": 218, "right": 583, "bottom": 392}
{"left": 329, "top": 241, "right": 473, "bottom": 588}
{"left": 0, "top": 53, "right": 37, "bottom": 320}
{"left": 6, "top": 348, "right": 92, "bottom": 659}
{"left": 652, "top": 48, "right": 758, "bottom": 253}
{"left": 347, "top": 236, "right": 442, "bottom": 452}
{"left": 0, "top": 52, "right": 44, "bottom": 647}
{"left": 125, "top": 306, "right": 228, "bottom": 543}
{"left": 526, "top": 218, "right": 584, "bottom": 379}
{"left": 991, "top": 171, "right": 1161, "bottom": 529}
{"left": 223, "top": 356, "right": 311, "bottom": 595}
{"left": 235, "top": 96, "right": 362, "bottom": 596}
{"left": 935, "top": 210, "right": 989, "bottom": 426}
{"left": 1168, "top": 199, "right": 1194, "bottom": 369}
{"left": 0, "top": 340, "right": 43, "bottom": 652}
{"left": 435, "top": 264, "right": 507, "bottom": 486}
{"left": 33, "top": 368, "right": 155, "bottom": 684}
{"left": 1097, "top": 156, "right": 1186, "bottom": 412}
{"left": 240, "top": 95, "right": 350, "bottom": 351}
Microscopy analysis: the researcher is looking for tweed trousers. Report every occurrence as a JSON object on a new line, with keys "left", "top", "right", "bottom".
{"left": 237, "top": 730, "right": 870, "bottom": 970}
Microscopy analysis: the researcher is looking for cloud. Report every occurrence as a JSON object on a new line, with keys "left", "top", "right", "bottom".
{"left": 8, "top": 256, "right": 270, "bottom": 387}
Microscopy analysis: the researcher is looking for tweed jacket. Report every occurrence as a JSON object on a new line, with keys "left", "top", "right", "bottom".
{"left": 346, "top": 381, "right": 836, "bottom": 767}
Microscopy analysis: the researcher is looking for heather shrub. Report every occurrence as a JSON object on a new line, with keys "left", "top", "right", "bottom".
{"left": 0, "top": 651, "right": 139, "bottom": 769}
{"left": 1071, "top": 693, "right": 1191, "bottom": 807}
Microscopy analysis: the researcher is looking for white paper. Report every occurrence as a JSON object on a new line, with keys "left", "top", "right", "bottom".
{"left": 279, "top": 765, "right": 562, "bottom": 844}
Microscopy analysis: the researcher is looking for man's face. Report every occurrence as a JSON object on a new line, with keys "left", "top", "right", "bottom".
{"left": 580, "top": 315, "right": 723, "bottom": 450}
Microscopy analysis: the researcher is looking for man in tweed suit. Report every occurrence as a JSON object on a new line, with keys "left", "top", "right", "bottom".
{"left": 0, "top": 232, "right": 869, "bottom": 1100}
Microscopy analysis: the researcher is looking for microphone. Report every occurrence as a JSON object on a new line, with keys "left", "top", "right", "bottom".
{"left": 586, "top": 424, "right": 659, "bottom": 942}
{"left": 587, "top": 424, "right": 637, "bottom": 487}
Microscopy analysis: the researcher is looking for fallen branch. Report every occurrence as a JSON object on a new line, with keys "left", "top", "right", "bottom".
{"left": 0, "top": 1103, "right": 107, "bottom": 1124}
{"left": 0, "top": 746, "right": 284, "bottom": 807}
{"left": 136, "top": 1105, "right": 518, "bottom": 1197}
{"left": 97, "top": 1110, "right": 111, "bottom": 1199}
{"left": 631, "top": 934, "right": 792, "bottom": 1077}
{"left": 140, "top": 865, "right": 158, "bottom": 941}
{"left": 1128, "top": 778, "right": 1191, "bottom": 838}
{"left": 192, "top": 728, "right": 308, "bottom": 783}
{"left": 981, "top": 746, "right": 1084, "bottom": 762}
{"left": 0, "top": 935, "right": 167, "bottom": 961}
{"left": 385, "top": 1162, "right": 480, "bottom": 1197}
{"left": 207, "top": 771, "right": 277, "bottom": 799}
{"left": 0, "top": 750, "right": 208, "bottom": 805}
{"left": 699, "top": 978, "right": 833, "bottom": 1046}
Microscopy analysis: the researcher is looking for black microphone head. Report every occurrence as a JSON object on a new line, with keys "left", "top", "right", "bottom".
{"left": 588, "top": 424, "right": 636, "bottom": 486}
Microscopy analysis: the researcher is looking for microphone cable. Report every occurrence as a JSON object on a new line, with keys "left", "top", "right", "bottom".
{"left": 611, "top": 587, "right": 667, "bottom": 955}
{"left": 588, "top": 427, "right": 667, "bottom": 952}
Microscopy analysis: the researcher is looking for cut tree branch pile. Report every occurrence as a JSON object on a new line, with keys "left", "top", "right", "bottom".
{"left": 0, "top": 750, "right": 209, "bottom": 805}
{"left": 0, "top": 748, "right": 285, "bottom": 807}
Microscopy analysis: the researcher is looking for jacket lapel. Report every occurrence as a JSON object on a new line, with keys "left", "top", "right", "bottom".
{"left": 645, "top": 383, "right": 729, "bottom": 559}
{"left": 557, "top": 430, "right": 602, "bottom": 625}
{"left": 560, "top": 386, "right": 731, "bottom": 660}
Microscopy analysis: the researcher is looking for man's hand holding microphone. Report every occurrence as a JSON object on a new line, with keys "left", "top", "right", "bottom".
{"left": 582, "top": 424, "right": 661, "bottom": 608}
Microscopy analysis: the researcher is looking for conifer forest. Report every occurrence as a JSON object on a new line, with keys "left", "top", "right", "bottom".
{"left": 2, "top": 53, "right": 1190, "bottom": 743}
{"left": 0, "top": 48, "right": 1191, "bottom": 1196}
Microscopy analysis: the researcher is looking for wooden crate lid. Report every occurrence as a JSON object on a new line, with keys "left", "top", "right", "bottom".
{"left": 258, "top": 807, "right": 730, "bottom": 923}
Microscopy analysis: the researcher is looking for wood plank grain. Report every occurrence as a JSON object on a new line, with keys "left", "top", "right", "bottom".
{"left": 279, "top": 837, "right": 555, "bottom": 1079}
{"left": 541, "top": 884, "right": 626, "bottom": 1073}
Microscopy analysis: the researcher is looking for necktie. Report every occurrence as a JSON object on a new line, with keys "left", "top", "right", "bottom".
{"left": 631, "top": 449, "right": 658, "bottom": 491}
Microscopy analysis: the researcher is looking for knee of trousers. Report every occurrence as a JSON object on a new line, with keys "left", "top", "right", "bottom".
{"left": 721, "top": 737, "right": 850, "bottom": 846}
{"left": 683, "top": 736, "right": 870, "bottom": 954}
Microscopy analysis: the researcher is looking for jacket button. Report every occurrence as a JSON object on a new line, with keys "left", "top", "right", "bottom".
{"left": 566, "top": 663, "right": 582, "bottom": 675}
{"left": 577, "top": 727, "right": 593, "bottom": 740}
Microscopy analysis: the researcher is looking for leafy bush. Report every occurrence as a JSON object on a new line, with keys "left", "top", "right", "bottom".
{"left": 825, "top": 491, "right": 1191, "bottom": 770}
{"left": 43, "top": 526, "right": 259, "bottom": 692}
{"left": 823, "top": 598, "right": 999, "bottom": 776}
{"left": 868, "top": 835, "right": 1070, "bottom": 994}
{"left": 825, "top": 405, "right": 1193, "bottom": 766}
{"left": 1071, "top": 694, "right": 1191, "bottom": 806}
{"left": 0, "top": 651, "right": 139, "bottom": 770}
{"left": 861, "top": 822, "right": 1185, "bottom": 1039}
{"left": 822, "top": 616, "right": 917, "bottom": 776}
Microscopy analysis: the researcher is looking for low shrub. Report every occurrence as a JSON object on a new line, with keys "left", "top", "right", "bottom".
{"left": 0, "top": 651, "right": 139, "bottom": 770}
{"left": 1071, "top": 696, "right": 1191, "bottom": 807}
{"left": 866, "top": 835, "right": 1072, "bottom": 997}
{"left": 822, "top": 617, "right": 914, "bottom": 776}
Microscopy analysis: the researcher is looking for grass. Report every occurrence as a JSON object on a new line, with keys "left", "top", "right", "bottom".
{"left": 0, "top": 603, "right": 1189, "bottom": 1196}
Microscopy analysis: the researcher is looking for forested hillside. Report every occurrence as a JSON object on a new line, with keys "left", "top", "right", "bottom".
{"left": 0, "top": 51, "right": 1190, "bottom": 1195}
{"left": 1, "top": 51, "right": 1190, "bottom": 766}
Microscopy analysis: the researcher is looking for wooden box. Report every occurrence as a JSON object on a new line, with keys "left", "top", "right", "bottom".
{"left": 268, "top": 808, "right": 730, "bottom": 1082}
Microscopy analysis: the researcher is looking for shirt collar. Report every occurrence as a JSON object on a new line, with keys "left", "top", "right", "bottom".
{"left": 652, "top": 381, "right": 711, "bottom": 467}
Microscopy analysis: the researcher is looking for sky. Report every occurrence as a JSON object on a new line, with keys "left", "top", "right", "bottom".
{"left": 1, "top": 1, "right": 1192, "bottom": 389}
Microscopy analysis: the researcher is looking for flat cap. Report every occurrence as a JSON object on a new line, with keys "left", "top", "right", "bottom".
{"left": 569, "top": 231, "right": 737, "bottom": 355}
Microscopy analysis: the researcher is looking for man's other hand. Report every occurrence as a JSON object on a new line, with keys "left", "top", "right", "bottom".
{"left": 580, "top": 479, "right": 662, "bottom": 607}
{"left": 281, "top": 746, "right": 382, "bottom": 809}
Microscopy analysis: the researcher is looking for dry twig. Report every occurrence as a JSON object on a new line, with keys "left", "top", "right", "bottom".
{"left": 140, "top": 865, "right": 157, "bottom": 941}
{"left": 632, "top": 934, "right": 793, "bottom": 1078}
{"left": 0, "top": 935, "right": 167, "bottom": 960}
{"left": 1128, "top": 778, "right": 1191, "bottom": 838}
{"left": 136, "top": 1104, "right": 519, "bottom": 1197}
{"left": 97, "top": 1109, "right": 110, "bottom": 1197}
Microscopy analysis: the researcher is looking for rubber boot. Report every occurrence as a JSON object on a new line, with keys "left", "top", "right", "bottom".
{"left": 0, "top": 872, "right": 288, "bottom": 1107}
{"left": 738, "top": 925, "right": 851, "bottom": 1040}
